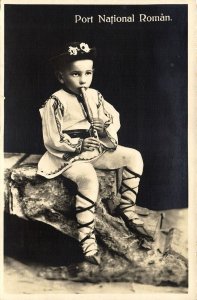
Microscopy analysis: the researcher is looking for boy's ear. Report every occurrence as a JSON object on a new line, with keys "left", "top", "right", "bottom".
{"left": 55, "top": 71, "right": 64, "bottom": 84}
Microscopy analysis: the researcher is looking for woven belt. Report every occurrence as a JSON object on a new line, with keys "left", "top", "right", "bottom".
{"left": 62, "top": 129, "right": 91, "bottom": 139}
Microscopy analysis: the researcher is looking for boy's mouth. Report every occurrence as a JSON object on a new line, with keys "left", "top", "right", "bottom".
{"left": 78, "top": 86, "right": 87, "bottom": 93}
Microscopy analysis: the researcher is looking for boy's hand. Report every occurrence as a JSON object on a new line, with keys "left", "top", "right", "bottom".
{"left": 91, "top": 118, "right": 107, "bottom": 138}
{"left": 82, "top": 137, "right": 101, "bottom": 151}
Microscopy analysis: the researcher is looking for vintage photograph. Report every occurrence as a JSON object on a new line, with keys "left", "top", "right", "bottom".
{"left": 2, "top": 0, "right": 195, "bottom": 297}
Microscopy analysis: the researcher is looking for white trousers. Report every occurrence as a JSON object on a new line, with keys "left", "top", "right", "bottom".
{"left": 62, "top": 145, "right": 143, "bottom": 250}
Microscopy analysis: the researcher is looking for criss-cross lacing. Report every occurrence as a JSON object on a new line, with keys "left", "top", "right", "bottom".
{"left": 116, "top": 167, "right": 153, "bottom": 241}
{"left": 76, "top": 192, "right": 100, "bottom": 265}
{"left": 118, "top": 167, "right": 144, "bottom": 225}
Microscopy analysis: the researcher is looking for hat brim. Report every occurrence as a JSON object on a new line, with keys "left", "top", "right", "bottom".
{"left": 50, "top": 47, "right": 96, "bottom": 67}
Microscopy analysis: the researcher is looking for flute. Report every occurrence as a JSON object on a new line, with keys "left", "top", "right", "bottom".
{"left": 80, "top": 87, "right": 101, "bottom": 152}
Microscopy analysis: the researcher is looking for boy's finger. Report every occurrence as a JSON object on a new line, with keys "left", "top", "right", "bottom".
{"left": 88, "top": 137, "right": 97, "bottom": 140}
{"left": 92, "top": 118, "right": 101, "bottom": 121}
{"left": 93, "top": 121, "right": 102, "bottom": 125}
{"left": 87, "top": 140, "right": 100, "bottom": 145}
{"left": 92, "top": 121, "right": 103, "bottom": 126}
{"left": 89, "top": 141, "right": 100, "bottom": 146}
{"left": 88, "top": 137, "right": 100, "bottom": 143}
{"left": 93, "top": 125, "right": 103, "bottom": 130}
{"left": 92, "top": 119, "right": 102, "bottom": 122}
{"left": 86, "top": 147, "right": 94, "bottom": 151}
{"left": 85, "top": 139, "right": 99, "bottom": 145}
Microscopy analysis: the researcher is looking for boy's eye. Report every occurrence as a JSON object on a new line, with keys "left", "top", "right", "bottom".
{"left": 71, "top": 72, "right": 80, "bottom": 77}
{"left": 70, "top": 70, "right": 94, "bottom": 77}
{"left": 86, "top": 70, "right": 93, "bottom": 75}
{"left": 87, "top": 69, "right": 95, "bottom": 75}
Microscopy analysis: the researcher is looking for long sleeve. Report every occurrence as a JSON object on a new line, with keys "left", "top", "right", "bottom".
{"left": 40, "top": 95, "right": 83, "bottom": 158}
{"left": 97, "top": 91, "right": 121, "bottom": 150}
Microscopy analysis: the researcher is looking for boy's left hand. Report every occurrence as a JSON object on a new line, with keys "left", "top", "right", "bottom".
{"left": 92, "top": 118, "right": 107, "bottom": 138}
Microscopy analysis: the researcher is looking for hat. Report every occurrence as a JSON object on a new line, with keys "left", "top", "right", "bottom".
{"left": 50, "top": 42, "right": 96, "bottom": 70}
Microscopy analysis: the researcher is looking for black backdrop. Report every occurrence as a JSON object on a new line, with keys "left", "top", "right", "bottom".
{"left": 4, "top": 4, "right": 188, "bottom": 210}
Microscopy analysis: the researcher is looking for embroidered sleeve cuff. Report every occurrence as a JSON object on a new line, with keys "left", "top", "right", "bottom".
{"left": 75, "top": 138, "right": 84, "bottom": 154}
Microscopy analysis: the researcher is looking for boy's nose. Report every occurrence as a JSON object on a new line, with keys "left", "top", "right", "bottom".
{"left": 79, "top": 75, "right": 86, "bottom": 84}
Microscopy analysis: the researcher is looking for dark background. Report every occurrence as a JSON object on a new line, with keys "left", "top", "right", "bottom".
{"left": 4, "top": 4, "right": 188, "bottom": 210}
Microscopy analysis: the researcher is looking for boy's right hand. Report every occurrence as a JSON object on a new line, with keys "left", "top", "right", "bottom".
{"left": 82, "top": 137, "right": 101, "bottom": 151}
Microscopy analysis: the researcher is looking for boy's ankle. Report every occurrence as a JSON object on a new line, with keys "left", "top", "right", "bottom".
{"left": 84, "top": 251, "right": 101, "bottom": 265}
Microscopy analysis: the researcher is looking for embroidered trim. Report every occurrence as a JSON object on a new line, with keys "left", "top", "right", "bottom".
{"left": 97, "top": 91, "right": 117, "bottom": 149}
{"left": 75, "top": 138, "right": 84, "bottom": 154}
{"left": 63, "top": 139, "right": 83, "bottom": 161}
{"left": 71, "top": 149, "right": 105, "bottom": 164}
{"left": 104, "top": 129, "right": 118, "bottom": 150}
{"left": 63, "top": 152, "right": 77, "bottom": 161}
{"left": 41, "top": 95, "right": 85, "bottom": 151}
{"left": 39, "top": 149, "right": 106, "bottom": 176}
{"left": 49, "top": 95, "right": 81, "bottom": 149}
{"left": 39, "top": 161, "right": 69, "bottom": 175}
{"left": 51, "top": 95, "right": 64, "bottom": 116}
{"left": 51, "top": 96, "right": 65, "bottom": 143}
{"left": 97, "top": 92, "right": 113, "bottom": 128}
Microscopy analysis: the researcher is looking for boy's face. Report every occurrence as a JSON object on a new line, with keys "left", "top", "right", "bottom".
{"left": 58, "top": 59, "right": 94, "bottom": 95}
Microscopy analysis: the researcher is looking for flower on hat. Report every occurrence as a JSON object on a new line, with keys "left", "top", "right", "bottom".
{"left": 68, "top": 46, "right": 79, "bottom": 55}
{"left": 80, "top": 43, "right": 90, "bottom": 53}
{"left": 67, "top": 42, "right": 91, "bottom": 56}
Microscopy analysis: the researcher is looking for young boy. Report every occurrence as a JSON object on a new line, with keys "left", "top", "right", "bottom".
{"left": 37, "top": 42, "right": 147, "bottom": 265}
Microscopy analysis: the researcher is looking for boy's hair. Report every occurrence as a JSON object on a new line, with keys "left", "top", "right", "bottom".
{"left": 50, "top": 42, "right": 96, "bottom": 72}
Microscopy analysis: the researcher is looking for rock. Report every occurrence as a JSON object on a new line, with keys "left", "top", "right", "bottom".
{"left": 4, "top": 154, "right": 188, "bottom": 286}
{"left": 9, "top": 163, "right": 117, "bottom": 214}
{"left": 164, "top": 228, "right": 188, "bottom": 262}
{"left": 4, "top": 153, "right": 27, "bottom": 169}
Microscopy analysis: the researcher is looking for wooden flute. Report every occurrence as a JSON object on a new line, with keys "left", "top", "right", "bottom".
{"left": 80, "top": 87, "right": 101, "bottom": 152}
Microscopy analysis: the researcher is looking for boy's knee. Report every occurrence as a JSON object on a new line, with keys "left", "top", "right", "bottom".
{"left": 76, "top": 164, "right": 99, "bottom": 189}
{"left": 127, "top": 148, "right": 144, "bottom": 173}
{"left": 133, "top": 149, "right": 143, "bottom": 165}
{"left": 62, "top": 163, "right": 99, "bottom": 189}
{"left": 125, "top": 148, "right": 142, "bottom": 162}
